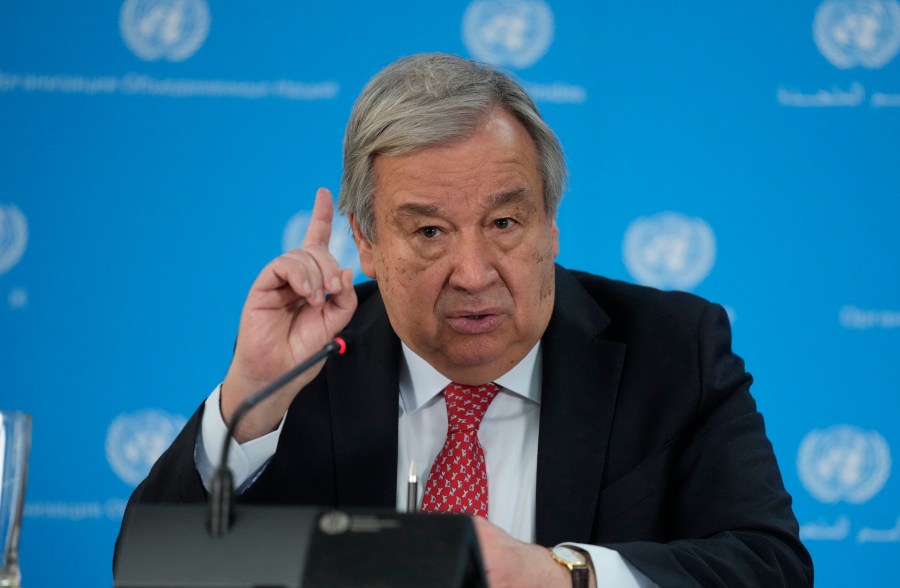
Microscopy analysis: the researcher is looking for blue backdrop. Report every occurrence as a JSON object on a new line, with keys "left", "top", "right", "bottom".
{"left": 1, "top": 1, "right": 898, "bottom": 585}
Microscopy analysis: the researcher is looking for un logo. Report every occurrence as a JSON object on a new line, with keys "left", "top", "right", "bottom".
{"left": 622, "top": 212, "right": 716, "bottom": 291}
{"left": 797, "top": 425, "right": 891, "bottom": 504}
{"left": 106, "top": 409, "right": 186, "bottom": 486}
{"left": 462, "top": 0, "right": 554, "bottom": 68}
{"left": 119, "top": 0, "right": 211, "bottom": 62}
{"left": 282, "top": 211, "right": 361, "bottom": 278}
{"left": 814, "top": 0, "right": 900, "bottom": 68}
{"left": 0, "top": 204, "right": 28, "bottom": 276}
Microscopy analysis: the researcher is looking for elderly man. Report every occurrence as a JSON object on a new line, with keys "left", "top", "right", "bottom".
{"left": 121, "top": 53, "right": 813, "bottom": 587}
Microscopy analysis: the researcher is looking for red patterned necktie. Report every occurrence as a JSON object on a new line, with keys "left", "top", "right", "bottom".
{"left": 421, "top": 382, "right": 500, "bottom": 517}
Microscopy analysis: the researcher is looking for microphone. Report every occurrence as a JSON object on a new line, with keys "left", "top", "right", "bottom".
{"left": 207, "top": 335, "right": 349, "bottom": 538}
{"left": 115, "top": 328, "right": 486, "bottom": 587}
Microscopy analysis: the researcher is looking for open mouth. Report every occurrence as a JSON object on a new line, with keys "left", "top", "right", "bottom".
{"left": 446, "top": 313, "right": 502, "bottom": 335}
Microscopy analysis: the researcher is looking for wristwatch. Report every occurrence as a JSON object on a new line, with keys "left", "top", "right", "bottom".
{"left": 549, "top": 545, "right": 590, "bottom": 588}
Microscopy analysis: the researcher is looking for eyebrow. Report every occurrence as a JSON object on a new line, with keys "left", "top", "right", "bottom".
{"left": 487, "top": 188, "right": 533, "bottom": 210}
{"left": 394, "top": 202, "right": 441, "bottom": 220}
{"left": 394, "top": 188, "right": 535, "bottom": 221}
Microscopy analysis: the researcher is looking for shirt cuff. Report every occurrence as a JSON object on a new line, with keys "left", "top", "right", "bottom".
{"left": 195, "top": 384, "right": 284, "bottom": 491}
{"left": 561, "top": 543, "right": 659, "bottom": 588}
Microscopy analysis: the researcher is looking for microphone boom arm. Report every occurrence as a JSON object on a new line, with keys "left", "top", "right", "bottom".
{"left": 208, "top": 337, "right": 347, "bottom": 537}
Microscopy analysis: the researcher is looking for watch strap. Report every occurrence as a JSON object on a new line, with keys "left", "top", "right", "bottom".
{"left": 570, "top": 564, "right": 589, "bottom": 588}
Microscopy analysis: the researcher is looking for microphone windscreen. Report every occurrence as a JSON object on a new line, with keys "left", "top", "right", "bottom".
{"left": 334, "top": 332, "right": 352, "bottom": 355}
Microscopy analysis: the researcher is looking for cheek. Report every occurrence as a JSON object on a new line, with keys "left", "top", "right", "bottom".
{"left": 507, "top": 239, "right": 556, "bottom": 306}
{"left": 539, "top": 242, "right": 557, "bottom": 298}
{"left": 375, "top": 249, "right": 436, "bottom": 307}
{"left": 374, "top": 247, "right": 414, "bottom": 280}
{"left": 377, "top": 260, "right": 446, "bottom": 338}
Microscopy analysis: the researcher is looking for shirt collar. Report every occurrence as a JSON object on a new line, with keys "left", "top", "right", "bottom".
{"left": 398, "top": 341, "right": 542, "bottom": 415}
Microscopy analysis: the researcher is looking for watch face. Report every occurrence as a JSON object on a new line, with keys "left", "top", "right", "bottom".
{"left": 552, "top": 545, "right": 586, "bottom": 566}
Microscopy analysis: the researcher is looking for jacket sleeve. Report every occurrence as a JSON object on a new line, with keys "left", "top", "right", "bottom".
{"left": 122, "top": 402, "right": 209, "bottom": 505}
{"left": 114, "top": 402, "right": 208, "bottom": 570}
{"left": 606, "top": 303, "right": 813, "bottom": 587}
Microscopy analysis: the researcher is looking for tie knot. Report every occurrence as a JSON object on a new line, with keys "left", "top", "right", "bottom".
{"left": 443, "top": 382, "right": 500, "bottom": 433}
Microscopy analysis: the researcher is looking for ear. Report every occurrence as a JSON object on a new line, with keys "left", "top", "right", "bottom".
{"left": 349, "top": 214, "right": 377, "bottom": 279}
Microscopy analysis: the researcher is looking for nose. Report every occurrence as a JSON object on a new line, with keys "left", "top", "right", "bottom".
{"left": 446, "top": 230, "right": 498, "bottom": 293}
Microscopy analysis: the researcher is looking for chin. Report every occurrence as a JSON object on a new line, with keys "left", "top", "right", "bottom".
{"left": 439, "top": 340, "right": 510, "bottom": 372}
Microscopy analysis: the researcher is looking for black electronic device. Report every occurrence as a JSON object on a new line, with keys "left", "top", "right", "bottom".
{"left": 114, "top": 505, "right": 486, "bottom": 587}
{"left": 114, "top": 336, "right": 487, "bottom": 587}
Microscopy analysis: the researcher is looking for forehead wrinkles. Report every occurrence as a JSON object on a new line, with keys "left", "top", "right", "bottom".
{"left": 371, "top": 110, "right": 543, "bottom": 225}
{"left": 375, "top": 127, "right": 534, "bottom": 184}
{"left": 375, "top": 149, "right": 539, "bottom": 205}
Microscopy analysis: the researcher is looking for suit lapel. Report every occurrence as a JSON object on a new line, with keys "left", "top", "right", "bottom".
{"left": 326, "top": 286, "right": 401, "bottom": 508}
{"left": 535, "top": 267, "right": 625, "bottom": 545}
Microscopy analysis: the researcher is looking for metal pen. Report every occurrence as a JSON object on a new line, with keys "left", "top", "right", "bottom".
{"left": 406, "top": 460, "right": 418, "bottom": 513}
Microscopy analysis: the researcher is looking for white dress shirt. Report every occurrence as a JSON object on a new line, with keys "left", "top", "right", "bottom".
{"left": 195, "top": 343, "right": 656, "bottom": 587}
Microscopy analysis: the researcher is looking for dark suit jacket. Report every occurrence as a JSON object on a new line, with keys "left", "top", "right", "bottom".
{"left": 121, "top": 266, "right": 813, "bottom": 586}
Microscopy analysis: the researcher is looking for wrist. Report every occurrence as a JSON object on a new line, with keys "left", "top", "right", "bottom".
{"left": 220, "top": 376, "right": 289, "bottom": 443}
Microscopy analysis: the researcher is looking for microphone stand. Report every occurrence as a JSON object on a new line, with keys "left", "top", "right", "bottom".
{"left": 207, "top": 337, "right": 347, "bottom": 537}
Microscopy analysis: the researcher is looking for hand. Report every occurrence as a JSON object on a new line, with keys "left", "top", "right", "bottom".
{"left": 221, "top": 188, "right": 357, "bottom": 442}
{"left": 473, "top": 517, "right": 589, "bottom": 588}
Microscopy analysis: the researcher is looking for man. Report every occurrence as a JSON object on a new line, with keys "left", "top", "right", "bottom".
{"left": 120, "top": 53, "right": 813, "bottom": 586}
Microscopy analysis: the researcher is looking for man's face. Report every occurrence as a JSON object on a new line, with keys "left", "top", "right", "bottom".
{"left": 350, "top": 107, "right": 559, "bottom": 384}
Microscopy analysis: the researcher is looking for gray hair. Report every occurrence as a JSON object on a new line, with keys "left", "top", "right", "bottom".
{"left": 338, "top": 52, "right": 566, "bottom": 240}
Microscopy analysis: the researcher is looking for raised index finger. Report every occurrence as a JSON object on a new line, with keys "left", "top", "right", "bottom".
{"left": 302, "top": 187, "right": 335, "bottom": 248}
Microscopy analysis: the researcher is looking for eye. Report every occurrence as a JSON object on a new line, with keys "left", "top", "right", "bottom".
{"left": 493, "top": 217, "right": 515, "bottom": 230}
{"left": 418, "top": 226, "right": 441, "bottom": 238}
